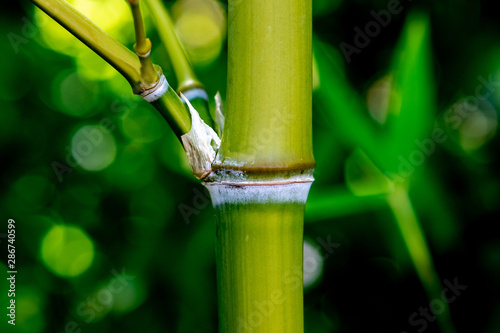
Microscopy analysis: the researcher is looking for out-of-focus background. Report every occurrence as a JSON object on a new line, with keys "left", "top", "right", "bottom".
{"left": 1, "top": 0, "right": 499, "bottom": 332}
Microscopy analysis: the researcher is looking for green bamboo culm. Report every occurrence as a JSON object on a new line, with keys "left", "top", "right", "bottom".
{"left": 206, "top": 0, "right": 314, "bottom": 332}
{"left": 220, "top": 0, "right": 314, "bottom": 169}
{"left": 207, "top": 192, "right": 309, "bottom": 333}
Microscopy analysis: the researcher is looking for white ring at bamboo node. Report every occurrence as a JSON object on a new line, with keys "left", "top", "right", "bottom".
{"left": 205, "top": 182, "right": 313, "bottom": 207}
{"left": 141, "top": 74, "right": 169, "bottom": 103}
{"left": 182, "top": 88, "right": 208, "bottom": 101}
{"left": 136, "top": 48, "right": 152, "bottom": 58}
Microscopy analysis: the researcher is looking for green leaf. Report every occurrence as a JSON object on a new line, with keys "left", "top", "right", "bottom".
{"left": 384, "top": 12, "right": 435, "bottom": 175}
{"left": 313, "top": 12, "right": 436, "bottom": 179}
{"left": 312, "top": 38, "right": 380, "bottom": 159}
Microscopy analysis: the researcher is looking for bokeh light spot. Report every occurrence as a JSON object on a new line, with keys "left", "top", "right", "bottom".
{"left": 8, "top": 175, "right": 55, "bottom": 215}
{"left": 303, "top": 239, "right": 324, "bottom": 289}
{"left": 312, "top": 55, "right": 321, "bottom": 91}
{"left": 367, "top": 75, "right": 395, "bottom": 124}
{"left": 458, "top": 100, "right": 497, "bottom": 151}
{"left": 75, "top": 49, "right": 118, "bottom": 82}
{"left": 71, "top": 125, "right": 117, "bottom": 171}
{"left": 34, "top": 0, "right": 133, "bottom": 57}
{"left": 14, "top": 287, "right": 46, "bottom": 333}
{"left": 121, "top": 107, "right": 163, "bottom": 143}
{"left": 53, "top": 71, "right": 100, "bottom": 118}
{"left": 41, "top": 225, "right": 95, "bottom": 277}
{"left": 173, "top": 0, "right": 226, "bottom": 67}
{"left": 112, "top": 278, "right": 147, "bottom": 314}
{"left": 35, "top": 7, "right": 83, "bottom": 57}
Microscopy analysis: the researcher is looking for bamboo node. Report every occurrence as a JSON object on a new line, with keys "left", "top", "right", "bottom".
{"left": 140, "top": 74, "right": 169, "bottom": 102}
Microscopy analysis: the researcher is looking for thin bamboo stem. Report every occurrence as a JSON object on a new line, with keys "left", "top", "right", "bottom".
{"left": 387, "top": 186, "right": 456, "bottom": 333}
{"left": 152, "top": 84, "right": 192, "bottom": 137}
{"left": 31, "top": 0, "right": 192, "bottom": 137}
{"left": 144, "top": 0, "right": 213, "bottom": 128}
{"left": 127, "top": 0, "right": 158, "bottom": 86}
{"left": 30, "top": 0, "right": 143, "bottom": 92}
{"left": 144, "top": 0, "right": 202, "bottom": 92}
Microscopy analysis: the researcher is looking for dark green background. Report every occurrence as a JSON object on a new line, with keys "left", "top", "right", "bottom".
{"left": 1, "top": 0, "right": 499, "bottom": 332}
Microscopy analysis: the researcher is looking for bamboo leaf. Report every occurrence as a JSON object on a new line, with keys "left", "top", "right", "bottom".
{"left": 305, "top": 186, "right": 385, "bottom": 222}
{"left": 313, "top": 38, "right": 380, "bottom": 156}
{"left": 384, "top": 12, "right": 435, "bottom": 174}
{"left": 345, "top": 149, "right": 393, "bottom": 197}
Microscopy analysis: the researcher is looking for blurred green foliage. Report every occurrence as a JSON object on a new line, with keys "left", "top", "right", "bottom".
{"left": 1, "top": 0, "right": 500, "bottom": 332}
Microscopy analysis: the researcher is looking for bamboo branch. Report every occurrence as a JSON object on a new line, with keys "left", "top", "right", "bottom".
{"left": 124, "top": 0, "right": 192, "bottom": 137}
{"left": 150, "top": 79, "right": 192, "bottom": 137}
{"left": 127, "top": 0, "right": 158, "bottom": 86}
{"left": 31, "top": 0, "right": 193, "bottom": 138}
{"left": 30, "top": 0, "right": 143, "bottom": 93}
{"left": 144, "top": 0, "right": 202, "bottom": 92}
{"left": 144, "top": 0, "right": 214, "bottom": 128}
{"left": 387, "top": 186, "right": 457, "bottom": 333}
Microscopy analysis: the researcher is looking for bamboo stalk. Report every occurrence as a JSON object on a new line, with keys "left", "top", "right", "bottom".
{"left": 31, "top": 0, "right": 315, "bottom": 330}
{"left": 144, "top": 0, "right": 214, "bottom": 127}
{"left": 219, "top": 0, "right": 314, "bottom": 169}
{"left": 206, "top": 184, "right": 310, "bottom": 332}
{"left": 205, "top": 0, "right": 314, "bottom": 331}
